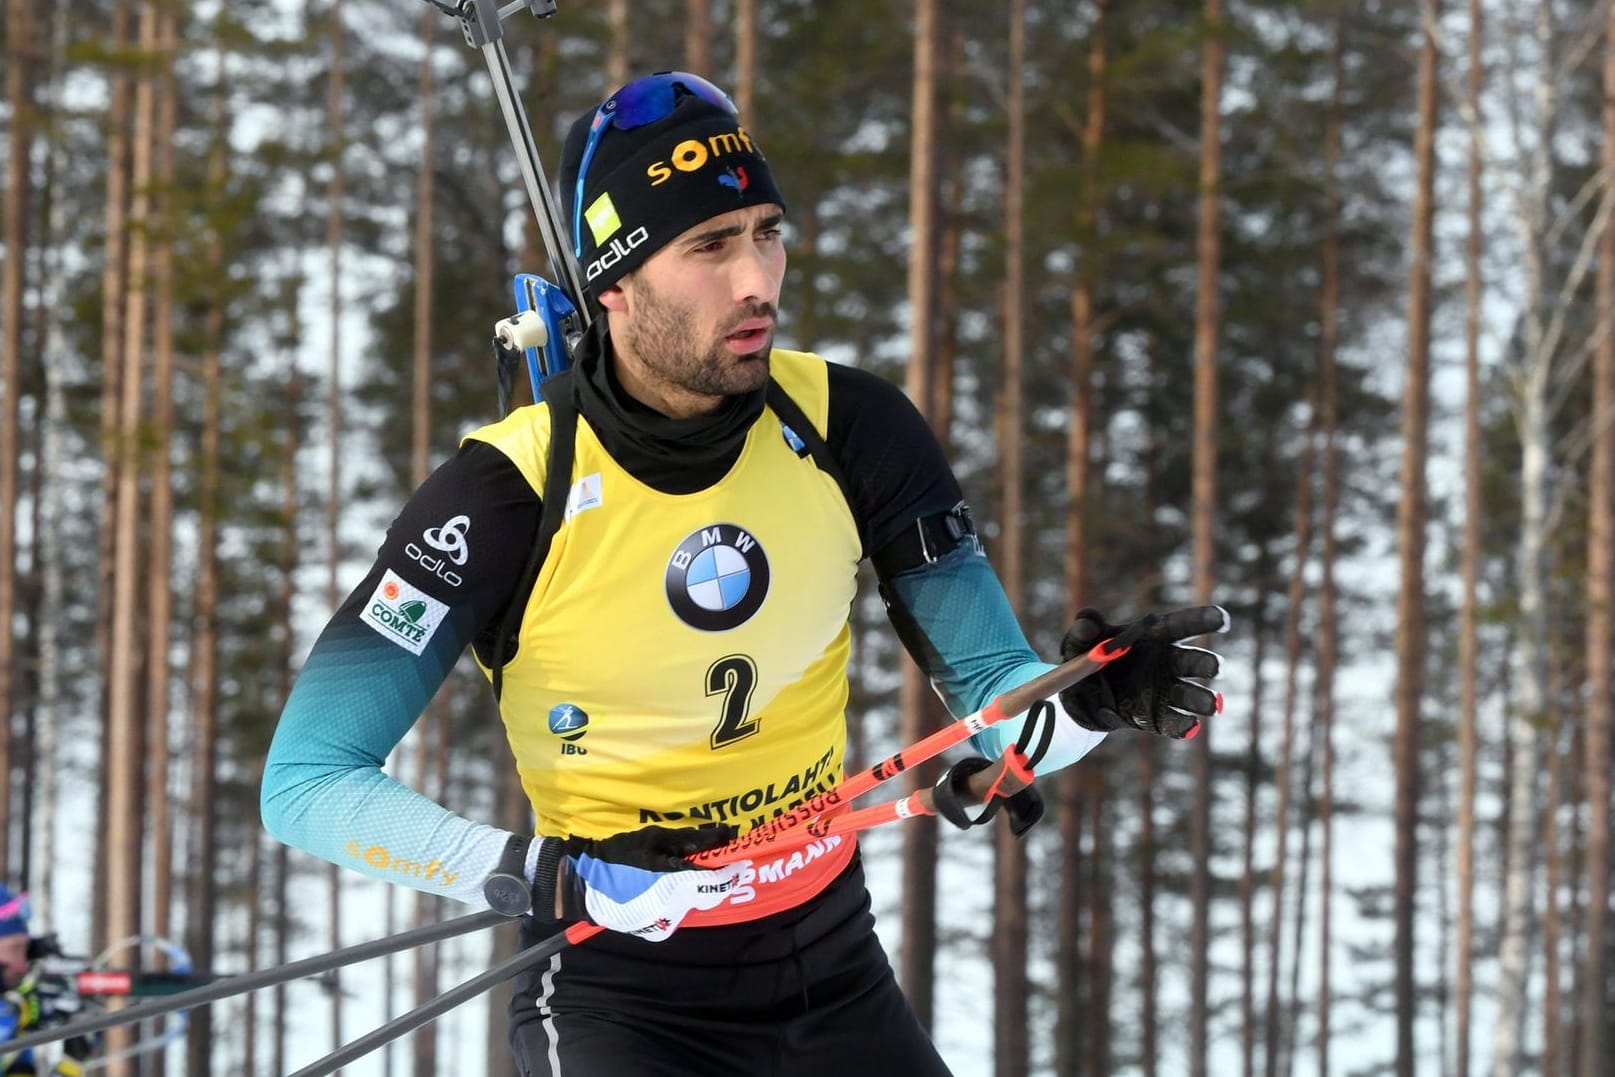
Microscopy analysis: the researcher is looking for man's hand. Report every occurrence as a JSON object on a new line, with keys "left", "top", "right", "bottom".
{"left": 555, "top": 825, "right": 749, "bottom": 942}
{"left": 1058, "top": 605, "right": 1229, "bottom": 739}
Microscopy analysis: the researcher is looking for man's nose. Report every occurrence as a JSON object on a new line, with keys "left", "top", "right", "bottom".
{"left": 730, "top": 242, "right": 778, "bottom": 305}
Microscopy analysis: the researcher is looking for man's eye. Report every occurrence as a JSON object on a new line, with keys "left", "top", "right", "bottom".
{"left": 759, "top": 227, "right": 783, "bottom": 241}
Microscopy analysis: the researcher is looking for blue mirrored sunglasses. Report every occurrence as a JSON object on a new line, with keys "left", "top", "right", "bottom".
{"left": 572, "top": 71, "right": 739, "bottom": 258}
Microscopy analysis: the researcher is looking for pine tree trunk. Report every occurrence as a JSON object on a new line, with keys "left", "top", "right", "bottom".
{"left": 413, "top": 715, "right": 441, "bottom": 1077}
{"left": 1434, "top": 739, "right": 1453, "bottom": 1077}
{"left": 145, "top": 7, "right": 180, "bottom": 1006}
{"left": 185, "top": 73, "right": 226, "bottom": 1067}
{"left": 1315, "top": 32, "right": 1344, "bottom": 1076}
{"left": 92, "top": 0, "right": 133, "bottom": 955}
{"left": 1, "top": 0, "right": 40, "bottom": 878}
{"left": 933, "top": 201, "right": 960, "bottom": 448}
{"left": 898, "top": 0, "right": 942, "bottom": 1028}
{"left": 34, "top": 0, "right": 72, "bottom": 932}
{"left": 488, "top": 752, "right": 530, "bottom": 1076}
{"left": 1282, "top": 719, "right": 1318, "bottom": 1077}
{"left": 1543, "top": 728, "right": 1565, "bottom": 1077}
{"left": 608, "top": 0, "right": 629, "bottom": 87}
{"left": 1565, "top": 738, "right": 1585, "bottom": 1077}
{"left": 245, "top": 832, "right": 264, "bottom": 1076}
{"left": 104, "top": 7, "right": 160, "bottom": 1069}
{"left": 325, "top": 2, "right": 348, "bottom": 1059}
{"left": 1266, "top": 425, "right": 1318, "bottom": 1077}
{"left": 273, "top": 841, "right": 290, "bottom": 1076}
{"left": 992, "top": 6, "right": 1028, "bottom": 1070}
{"left": 410, "top": 19, "right": 441, "bottom": 1074}
{"left": 1492, "top": 6, "right": 1557, "bottom": 1071}
{"left": 1084, "top": 787, "right": 1113, "bottom": 1076}
{"left": 1456, "top": 4, "right": 1485, "bottom": 1076}
{"left": 1137, "top": 740, "right": 1159, "bottom": 1077}
{"left": 1189, "top": 4, "right": 1226, "bottom": 1070}
{"left": 931, "top": 27, "right": 963, "bottom": 448}
{"left": 733, "top": 0, "right": 756, "bottom": 122}
{"left": 413, "top": 8, "right": 435, "bottom": 494}
{"left": 1058, "top": 9, "right": 1106, "bottom": 1072}
{"left": 684, "top": 0, "right": 711, "bottom": 76}
{"left": 1240, "top": 581, "right": 1270, "bottom": 1077}
{"left": 1058, "top": 790, "right": 1086, "bottom": 1073}
{"left": 1580, "top": 5, "right": 1615, "bottom": 1073}
{"left": 18, "top": 425, "right": 39, "bottom": 884}
{"left": 274, "top": 188, "right": 305, "bottom": 1077}
{"left": 1135, "top": 330, "right": 1168, "bottom": 1077}
{"left": 1394, "top": 5, "right": 1441, "bottom": 1073}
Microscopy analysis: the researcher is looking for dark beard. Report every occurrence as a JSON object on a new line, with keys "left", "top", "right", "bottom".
{"left": 619, "top": 277, "right": 775, "bottom": 398}
{"left": 572, "top": 321, "right": 770, "bottom": 495}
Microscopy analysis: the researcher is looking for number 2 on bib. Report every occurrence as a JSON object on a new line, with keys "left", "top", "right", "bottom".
{"left": 707, "top": 654, "right": 759, "bottom": 749}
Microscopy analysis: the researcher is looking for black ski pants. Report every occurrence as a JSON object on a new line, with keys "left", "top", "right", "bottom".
{"left": 507, "top": 851, "right": 954, "bottom": 1077}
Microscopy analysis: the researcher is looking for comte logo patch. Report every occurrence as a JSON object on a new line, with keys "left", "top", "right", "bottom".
{"left": 665, "top": 523, "right": 770, "bottom": 631}
{"left": 360, "top": 569, "right": 449, "bottom": 656}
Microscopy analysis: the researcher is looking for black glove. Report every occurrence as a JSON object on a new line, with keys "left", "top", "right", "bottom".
{"left": 1058, "top": 605, "right": 1228, "bottom": 738}
{"left": 557, "top": 823, "right": 739, "bottom": 870}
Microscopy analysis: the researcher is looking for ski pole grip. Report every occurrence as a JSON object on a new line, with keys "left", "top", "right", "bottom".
{"left": 984, "top": 619, "right": 1147, "bottom": 721}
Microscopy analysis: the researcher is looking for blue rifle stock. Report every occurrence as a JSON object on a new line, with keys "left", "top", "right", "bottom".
{"left": 444, "top": 0, "right": 592, "bottom": 411}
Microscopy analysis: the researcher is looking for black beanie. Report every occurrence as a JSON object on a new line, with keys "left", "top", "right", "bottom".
{"left": 560, "top": 85, "right": 787, "bottom": 296}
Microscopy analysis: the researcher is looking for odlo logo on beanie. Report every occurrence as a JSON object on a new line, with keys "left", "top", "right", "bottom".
{"left": 582, "top": 191, "right": 651, "bottom": 282}
{"left": 585, "top": 227, "right": 650, "bottom": 282}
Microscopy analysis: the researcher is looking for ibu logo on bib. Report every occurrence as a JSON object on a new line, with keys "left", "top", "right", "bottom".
{"left": 665, "top": 523, "right": 770, "bottom": 631}
{"left": 549, "top": 703, "right": 589, "bottom": 756}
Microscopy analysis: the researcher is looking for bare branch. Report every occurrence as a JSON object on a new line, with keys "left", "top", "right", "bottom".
{"left": 1534, "top": 181, "right": 1615, "bottom": 387}
{"left": 1548, "top": 0, "right": 1609, "bottom": 98}
{"left": 1556, "top": 397, "right": 1615, "bottom": 467}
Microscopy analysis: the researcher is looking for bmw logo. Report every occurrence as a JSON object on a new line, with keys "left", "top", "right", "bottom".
{"left": 548, "top": 703, "right": 589, "bottom": 740}
{"left": 665, "top": 524, "right": 770, "bottom": 631}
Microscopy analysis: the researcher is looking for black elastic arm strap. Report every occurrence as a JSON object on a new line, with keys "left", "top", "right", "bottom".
{"left": 870, "top": 501, "right": 980, "bottom": 580}
{"left": 1013, "top": 699, "right": 1060, "bottom": 770}
{"left": 932, "top": 756, "right": 999, "bottom": 830}
{"left": 932, "top": 753, "right": 1046, "bottom": 840}
{"left": 489, "top": 370, "right": 578, "bottom": 703}
{"left": 764, "top": 379, "right": 869, "bottom": 558}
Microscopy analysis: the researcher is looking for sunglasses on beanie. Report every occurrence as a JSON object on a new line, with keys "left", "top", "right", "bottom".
{"left": 571, "top": 71, "right": 739, "bottom": 258}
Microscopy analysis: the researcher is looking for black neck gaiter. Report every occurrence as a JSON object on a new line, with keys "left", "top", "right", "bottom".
{"left": 570, "top": 323, "right": 767, "bottom": 495}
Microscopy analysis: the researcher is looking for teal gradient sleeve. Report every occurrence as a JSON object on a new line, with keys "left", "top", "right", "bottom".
{"left": 260, "top": 614, "right": 513, "bottom": 907}
{"left": 261, "top": 440, "right": 543, "bottom": 909}
{"left": 883, "top": 548, "right": 1107, "bottom": 773}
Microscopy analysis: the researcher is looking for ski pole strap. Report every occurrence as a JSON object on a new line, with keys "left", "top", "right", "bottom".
{"left": 930, "top": 756, "right": 996, "bottom": 829}
{"left": 931, "top": 749, "right": 1043, "bottom": 838}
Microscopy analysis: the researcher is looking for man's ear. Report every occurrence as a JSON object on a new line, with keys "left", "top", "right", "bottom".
{"left": 595, "top": 281, "right": 629, "bottom": 314}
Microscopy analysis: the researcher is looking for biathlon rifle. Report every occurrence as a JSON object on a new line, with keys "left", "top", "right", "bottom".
{"left": 424, "top": 0, "right": 592, "bottom": 414}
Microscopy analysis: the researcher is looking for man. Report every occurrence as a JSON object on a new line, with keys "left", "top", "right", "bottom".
{"left": 0, "top": 888, "right": 91, "bottom": 1077}
{"left": 262, "top": 71, "right": 1227, "bottom": 1075}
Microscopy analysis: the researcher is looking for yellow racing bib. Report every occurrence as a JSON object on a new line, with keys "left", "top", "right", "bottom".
{"left": 467, "top": 350, "right": 862, "bottom": 918}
